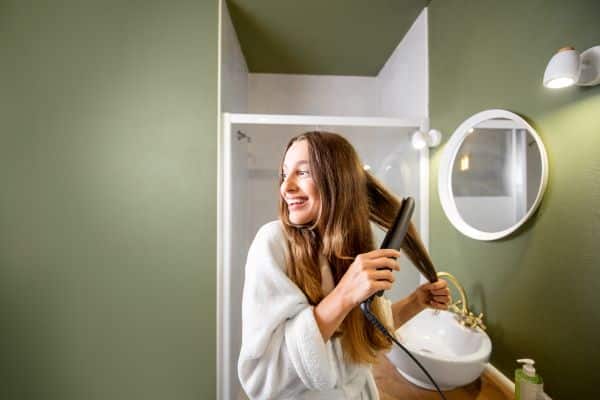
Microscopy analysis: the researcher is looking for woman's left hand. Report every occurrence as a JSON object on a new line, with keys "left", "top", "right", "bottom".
{"left": 413, "top": 279, "right": 451, "bottom": 311}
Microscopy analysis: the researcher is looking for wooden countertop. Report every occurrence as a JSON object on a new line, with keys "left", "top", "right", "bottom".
{"left": 373, "top": 353, "right": 513, "bottom": 400}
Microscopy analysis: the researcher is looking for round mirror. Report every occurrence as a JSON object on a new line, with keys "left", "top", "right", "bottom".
{"left": 438, "top": 109, "right": 549, "bottom": 240}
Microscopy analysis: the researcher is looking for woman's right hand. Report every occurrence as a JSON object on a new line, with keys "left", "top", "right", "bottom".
{"left": 334, "top": 249, "right": 401, "bottom": 310}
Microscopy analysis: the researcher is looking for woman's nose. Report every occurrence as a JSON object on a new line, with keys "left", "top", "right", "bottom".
{"left": 281, "top": 176, "right": 298, "bottom": 193}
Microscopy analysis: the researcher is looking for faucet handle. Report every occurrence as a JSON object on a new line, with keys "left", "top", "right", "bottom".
{"left": 448, "top": 299, "right": 463, "bottom": 315}
{"left": 474, "top": 313, "right": 486, "bottom": 331}
{"left": 463, "top": 311, "right": 486, "bottom": 331}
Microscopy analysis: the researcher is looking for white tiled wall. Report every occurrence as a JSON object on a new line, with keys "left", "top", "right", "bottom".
{"left": 248, "top": 73, "right": 378, "bottom": 116}
{"left": 377, "top": 8, "right": 428, "bottom": 119}
{"left": 219, "top": 2, "right": 249, "bottom": 400}
{"left": 220, "top": 1, "right": 248, "bottom": 113}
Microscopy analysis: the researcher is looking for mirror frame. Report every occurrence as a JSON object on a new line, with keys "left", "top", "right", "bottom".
{"left": 438, "top": 109, "right": 549, "bottom": 241}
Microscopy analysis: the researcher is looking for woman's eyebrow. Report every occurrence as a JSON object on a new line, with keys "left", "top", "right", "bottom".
{"left": 282, "top": 160, "right": 309, "bottom": 170}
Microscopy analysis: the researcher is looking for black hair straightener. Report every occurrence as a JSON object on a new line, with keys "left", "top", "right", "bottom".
{"left": 359, "top": 197, "right": 447, "bottom": 400}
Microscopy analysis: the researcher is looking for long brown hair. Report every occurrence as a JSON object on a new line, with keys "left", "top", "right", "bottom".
{"left": 278, "top": 131, "right": 434, "bottom": 364}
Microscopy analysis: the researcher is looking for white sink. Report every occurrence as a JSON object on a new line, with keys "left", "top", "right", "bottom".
{"left": 386, "top": 308, "right": 492, "bottom": 390}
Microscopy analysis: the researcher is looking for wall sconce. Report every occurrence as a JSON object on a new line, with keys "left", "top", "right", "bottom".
{"left": 543, "top": 45, "right": 600, "bottom": 89}
{"left": 412, "top": 119, "right": 441, "bottom": 149}
{"left": 412, "top": 128, "right": 441, "bottom": 149}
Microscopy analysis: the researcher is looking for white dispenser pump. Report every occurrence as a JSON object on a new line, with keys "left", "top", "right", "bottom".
{"left": 517, "top": 359, "right": 536, "bottom": 377}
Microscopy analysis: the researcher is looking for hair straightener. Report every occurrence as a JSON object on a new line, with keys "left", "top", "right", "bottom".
{"left": 360, "top": 197, "right": 447, "bottom": 400}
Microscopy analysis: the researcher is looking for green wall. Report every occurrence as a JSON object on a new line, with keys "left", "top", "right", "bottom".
{"left": 429, "top": 0, "right": 600, "bottom": 398}
{"left": 0, "top": 1, "right": 218, "bottom": 398}
{"left": 227, "top": 0, "right": 428, "bottom": 75}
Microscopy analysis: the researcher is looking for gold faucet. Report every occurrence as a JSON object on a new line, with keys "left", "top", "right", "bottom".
{"left": 437, "top": 272, "right": 486, "bottom": 331}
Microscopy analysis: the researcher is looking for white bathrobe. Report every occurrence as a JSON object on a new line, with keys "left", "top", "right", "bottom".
{"left": 238, "top": 220, "right": 382, "bottom": 400}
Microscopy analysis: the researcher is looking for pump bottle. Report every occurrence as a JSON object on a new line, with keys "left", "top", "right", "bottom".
{"left": 515, "top": 359, "right": 543, "bottom": 400}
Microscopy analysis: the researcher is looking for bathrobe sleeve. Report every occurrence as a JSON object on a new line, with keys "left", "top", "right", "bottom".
{"left": 238, "top": 221, "right": 337, "bottom": 399}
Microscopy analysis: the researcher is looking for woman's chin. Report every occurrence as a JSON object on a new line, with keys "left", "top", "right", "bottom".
{"left": 289, "top": 213, "right": 311, "bottom": 226}
{"left": 290, "top": 217, "right": 308, "bottom": 225}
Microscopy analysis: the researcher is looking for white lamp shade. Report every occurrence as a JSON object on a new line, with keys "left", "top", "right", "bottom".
{"left": 427, "top": 129, "right": 442, "bottom": 147}
{"left": 543, "top": 48, "right": 580, "bottom": 88}
{"left": 411, "top": 130, "right": 427, "bottom": 149}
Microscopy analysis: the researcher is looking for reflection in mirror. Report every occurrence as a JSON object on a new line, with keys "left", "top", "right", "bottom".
{"left": 451, "top": 118, "right": 542, "bottom": 233}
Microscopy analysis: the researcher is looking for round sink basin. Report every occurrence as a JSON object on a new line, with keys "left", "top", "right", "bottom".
{"left": 386, "top": 309, "right": 491, "bottom": 390}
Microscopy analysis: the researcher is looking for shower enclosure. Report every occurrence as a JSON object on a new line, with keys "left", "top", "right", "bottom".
{"left": 218, "top": 113, "right": 430, "bottom": 400}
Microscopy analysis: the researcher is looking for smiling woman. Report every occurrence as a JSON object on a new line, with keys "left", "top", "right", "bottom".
{"left": 217, "top": 113, "right": 432, "bottom": 399}
{"left": 237, "top": 131, "right": 450, "bottom": 399}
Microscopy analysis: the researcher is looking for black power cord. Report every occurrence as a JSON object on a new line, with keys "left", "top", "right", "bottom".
{"left": 360, "top": 298, "right": 447, "bottom": 400}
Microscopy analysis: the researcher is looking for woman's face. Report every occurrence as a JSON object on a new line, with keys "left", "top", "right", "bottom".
{"left": 280, "top": 140, "right": 321, "bottom": 225}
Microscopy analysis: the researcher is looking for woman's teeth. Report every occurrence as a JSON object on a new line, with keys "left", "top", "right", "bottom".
{"left": 289, "top": 198, "right": 307, "bottom": 206}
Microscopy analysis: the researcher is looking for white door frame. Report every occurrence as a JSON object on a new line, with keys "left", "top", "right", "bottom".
{"left": 217, "top": 113, "right": 429, "bottom": 400}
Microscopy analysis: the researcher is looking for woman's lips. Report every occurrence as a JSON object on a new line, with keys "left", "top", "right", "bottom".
{"left": 288, "top": 198, "right": 308, "bottom": 210}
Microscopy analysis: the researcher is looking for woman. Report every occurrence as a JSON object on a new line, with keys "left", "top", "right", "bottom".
{"left": 238, "top": 132, "right": 450, "bottom": 399}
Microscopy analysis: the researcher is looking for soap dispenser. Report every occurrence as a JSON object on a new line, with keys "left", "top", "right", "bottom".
{"left": 515, "top": 358, "right": 543, "bottom": 400}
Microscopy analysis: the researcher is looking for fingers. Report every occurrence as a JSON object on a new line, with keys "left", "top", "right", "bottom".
{"left": 432, "top": 294, "right": 450, "bottom": 304}
{"left": 425, "top": 279, "right": 448, "bottom": 290}
{"left": 366, "top": 257, "right": 400, "bottom": 271}
{"left": 344, "top": 250, "right": 401, "bottom": 306}
{"left": 369, "top": 280, "right": 393, "bottom": 296}
{"left": 353, "top": 250, "right": 401, "bottom": 272}
{"left": 420, "top": 279, "right": 451, "bottom": 309}
{"left": 362, "top": 248, "right": 401, "bottom": 259}
{"left": 429, "top": 295, "right": 450, "bottom": 309}
{"left": 431, "top": 286, "right": 450, "bottom": 298}
{"left": 429, "top": 299, "right": 449, "bottom": 310}
{"left": 421, "top": 280, "right": 449, "bottom": 294}
{"left": 430, "top": 279, "right": 450, "bottom": 300}
{"left": 365, "top": 257, "right": 400, "bottom": 271}
{"left": 369, "top": 269, "right": 395, "bottom": 283}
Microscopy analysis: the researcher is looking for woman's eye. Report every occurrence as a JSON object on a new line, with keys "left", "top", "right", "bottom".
{"left": 280, "top": 170, "right": 309, "bottom": 180}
